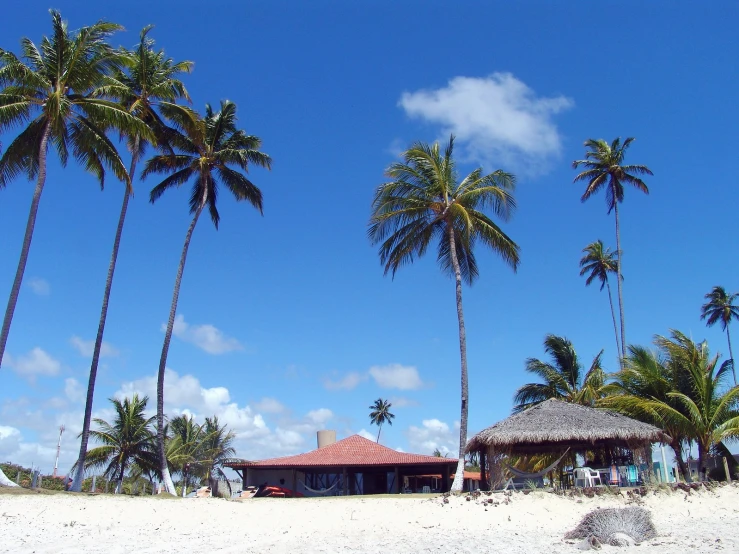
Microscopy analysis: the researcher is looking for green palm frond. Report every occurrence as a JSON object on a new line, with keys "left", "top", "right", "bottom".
{"left": 369, "top": 135, "right": 519, "bottom": 284}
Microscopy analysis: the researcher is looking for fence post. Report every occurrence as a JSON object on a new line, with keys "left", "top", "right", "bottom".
{"left": 30, "top": 470, "right": 38, "bottom": 489}
{"left": 16, "top": 471, "right": 20, "bottom": 484}
{"left": 723, "top": 457, "right": 732, "bottom": 482}
{"left": 92, "top": 475, "right": 97, "bottom": 493}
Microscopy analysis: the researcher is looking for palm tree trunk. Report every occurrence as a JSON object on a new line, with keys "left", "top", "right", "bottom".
{"left": 447, "top": 225, "right": 469, "bottom": 493}
{"left": 157, "top": 194, "right": 207, "bottom": 495}
{"left": 669, "top": 439, "right": 691, "bottom": 483}
{"left": 726, "top": 327, "right": 736, "bottom": 385}
{"left": 376, "top": 424, "right": 382, "bottom": 443}
{"left": 0, "top": 122, "right": 52, "bottom": 368}
{"left": 72, "top": 148, "right": 138, "bottom": 493}
{"left": 605, "top": 279, "right": 622, "bottom": 363}
{"left": 697, "top": 444, "right": 709, "bottom": 481}
{"left": 116, "top": 461, "right": 126, "bottom": 494}
{"left": 613, "top": 200, "right": 626, "bottom": 368}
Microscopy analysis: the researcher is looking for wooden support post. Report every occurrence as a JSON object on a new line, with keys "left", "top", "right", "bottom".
{"left": 480, "top": 449, "right": 487, "bottom": 491}
{"left": 441, "top": 469, "right": 450, "bottom": 493}
{"left": 394, "top": 467, "right": 400, "bottom": 494}
{"left": 292, "top": 469, "right": 297, "bottom": 497}
{"left": 343, "top": 467, "right": 348, "bottom": 496}
{"left": 723, "top": 457, "right": 732, "bottom": 482}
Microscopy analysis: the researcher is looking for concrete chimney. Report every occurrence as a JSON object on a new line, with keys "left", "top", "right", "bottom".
{"left": 317, "top": 430, "right": 336, "bottom": 449}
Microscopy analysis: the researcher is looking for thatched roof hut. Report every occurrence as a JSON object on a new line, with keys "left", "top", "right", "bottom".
{"left": 466, "top": 399, "right": 669, "bottom": 455}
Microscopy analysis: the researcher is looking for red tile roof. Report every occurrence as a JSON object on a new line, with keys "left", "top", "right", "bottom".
{"left": 226, "top": 435, "right": 459, "bottom": 469}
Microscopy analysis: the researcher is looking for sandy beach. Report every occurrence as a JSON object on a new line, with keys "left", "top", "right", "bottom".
{"left": 1, "top": 484, "right": 737, "bottom": 553}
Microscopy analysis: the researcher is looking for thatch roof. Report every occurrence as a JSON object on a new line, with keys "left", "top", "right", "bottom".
{"left": 466, "top": 399, "right": 669, "bottom": 454}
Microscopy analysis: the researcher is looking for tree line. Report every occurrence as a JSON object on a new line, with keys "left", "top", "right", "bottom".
{"left": 0, "top": 11, "right": 270, "bottom": 491}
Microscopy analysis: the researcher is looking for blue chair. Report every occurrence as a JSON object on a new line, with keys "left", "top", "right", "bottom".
{"left": 626, "top": 465, "right": 640, "bottom": 486}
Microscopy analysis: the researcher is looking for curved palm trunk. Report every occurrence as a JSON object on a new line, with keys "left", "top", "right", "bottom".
{"left": 376, "top": 424, "right": 382, "bottom": 443}
{"left": 72, "top": 149, "right": 138, "bottom": 493}
{"left": 613, "top": 200, "right": 626, "bottom": 368}
{"left": 447, "top": 225, "right": 469, "bottom": 493}
{"left": 669, "top": 439, "right": 691, "bottom": 483}
{"left": 726, "top": 327, "right": 736, "bottom": 385}
{"left": 115, "top": 461, "right": 126, "bottom": 494}
{"left": 0, "top": 123, "right": 52, "bottom": 368}
{"left": 605, "top": 280, "right": 622, "bottom": 363}
{"left": 157, "top": 197, "right": 206, "bottom": 495}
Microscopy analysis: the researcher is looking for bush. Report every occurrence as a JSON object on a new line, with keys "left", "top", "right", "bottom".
{"left": 565, "top": 506, "right": 657, "bottom": 546}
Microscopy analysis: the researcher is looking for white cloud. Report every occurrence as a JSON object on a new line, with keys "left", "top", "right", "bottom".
{"left": 399, "top": 73, "right": 573, "bottom": 174}
{"left": 253, "top": 397, "right": 286, "bottom": 414}
{"left": 323, "top": 371, "right": 367, "bottom": 391}
{"left": 306, "top": 408, "right": 333, "bottom": 426}
{"left": 357, "top": 428, "right": 376, "bottom": 441}
{"left": 407, "top": 418, "right": 459, "bottom": 457}
{"left": 70, "top": 336, "right": 119, "bottom": 358}
{"left": 369, "top": 364, "right": 423, "bottom": 390}
{"left": 166, "top": 314, "right": 243, "bottom": 355}
{"left": 64, "top": 378, "right": 84, "bottom": 404}
{"left": 389, "top": 396, "right": 419, "bottom": 408}
{"left": 5, "top": 348, "right": 60, "bottom": 380}
{"left": 26, "top": 277, "right": 50, "bottom": 296}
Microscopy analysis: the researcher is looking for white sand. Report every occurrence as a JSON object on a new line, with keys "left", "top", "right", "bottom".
{"left": 2, "top": 484, "right": 738, "bottom": 553}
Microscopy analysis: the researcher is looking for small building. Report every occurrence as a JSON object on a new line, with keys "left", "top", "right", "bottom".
{"left": 225, "top": 432, "right": 458, "bottom": 497}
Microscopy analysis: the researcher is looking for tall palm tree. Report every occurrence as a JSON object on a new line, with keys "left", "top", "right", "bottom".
{"left": 142, "top": 100, "right": 271, "bottom": 494}
{"left": 71, "top": 27, "right": 193, "bottom": 493}
{"left": 701, "top": 286, "right": 739, "bottom": 384}
{"left": 513, "top": 334, "right": 605, "bottom": 413}
{"left": 579, "top": 240, "right": 622, "bottom": 362}
{"left": 0, "top": 10, "right": 148, "bottom": 367}
{"left": 600, "top": 344, "right": 694, "bottom": 481}
{"left": 573, "top": 138, "right": 652, "bottom": 358}
{"left": 73, "top": 394, "right": 157, "bottom": 494}
{"left": 368, "top": 135, "right": 519, "bottom": 492}
{"left": 368, "top": 398, "right": 395, "bottom": 443}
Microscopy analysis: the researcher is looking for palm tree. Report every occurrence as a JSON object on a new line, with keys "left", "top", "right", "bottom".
{"left": 646, "top": 332, "right": 739, "bottom": 477}
{"left": 142, "top": 100, "right": 271, "bottom": 494}
{"left": 73, "top": 394, "right": 158, "bottom": 493}
{"left": 200, "top": 416, "right": 236, "bottom": 495}
{"left": 166, "top": 414, "right": 206, "bottom": 496}
{"left": 701, "top": 286, "right": 739, "bottom": 384}
{"left": 513, "top": 334, "right": 605, "bottom": 413}
{"left": 71, "top": 27, "right": 193, "bottom": 493}
{"left": 580, "top": 240, "right": 622, "bottom": 362}
{"left": 0, "top": 10, "right": 148, "bottom": 367}
{"left": 368, "top": 398, "right": 395, "bottom": 443}
{"left": 573, "top": 138, "right": 653, "bottom": 357}
{"left": 601, "top": 344, "right": 694, "bottom": 481}
{"left": 368, "top": 135, "right": 519, "bottom": 492}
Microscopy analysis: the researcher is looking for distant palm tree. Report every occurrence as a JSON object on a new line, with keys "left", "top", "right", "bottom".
{"left": 513, "top": 334, "right": 605, "bottom": 413}
{"left": 71, "top": 26, "right": 192, "bottom": 493}
{"left": 200, "top": 416, "right": 236, "bottom": 494}
{"left": 369, "top": 398, "right": 395, "bottom": 443}
{"left": 579, "top": 240, "right": 622, "bottom": 362}
{"left": 369, "top": 135, "right": 519, "bottom": 492}
{"left": 701, "top": 286, "right": 738, "bottom": 384}
{"left": 0, "top": 10, "right": 146, "bottom": 368}
{"left": 573, "top": 138, "right": 652, "bottom": 357}
{"left": 74, "top": 394, "right": 157, "bottom": 494}
{"left": 142, "top": 100, "right": 271, "bottom": 494}
{"left": 166, "top": 414, "right": 205, "bottom": 496}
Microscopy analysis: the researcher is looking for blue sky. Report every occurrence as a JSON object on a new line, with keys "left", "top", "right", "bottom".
{"left": 1, "top": 1, "right": 738, "bottom": 474}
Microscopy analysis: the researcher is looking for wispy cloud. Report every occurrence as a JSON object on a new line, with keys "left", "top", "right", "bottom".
{"left": 70, "top": 336, "right": 119, "bottom": 358}
{"left": 368, "top": 364, "right": 423, "bottom": 390}
{"left": 406, "top": 418, "right": 459, "bottom": 456}
{"left": 5, "top": 347, "right": 61, "bottom": 381}
{"left": 323, "top": 371, "right": 367, "bottom": 391}
{"left": 399, "top": 72, "right": 573, "bottom": 174}
{"left": 166, "top": 314, "right": 243, "bottom": 355}
{"left": 26, "top": 277, "right": 50, "bottom": 296}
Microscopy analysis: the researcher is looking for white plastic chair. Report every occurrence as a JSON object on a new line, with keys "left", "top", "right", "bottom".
{"left": 422, "top": 485, "right": 431, "bottom": 493}
{"left": 573, "top": 467, "right": 602, "bottom": 488}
